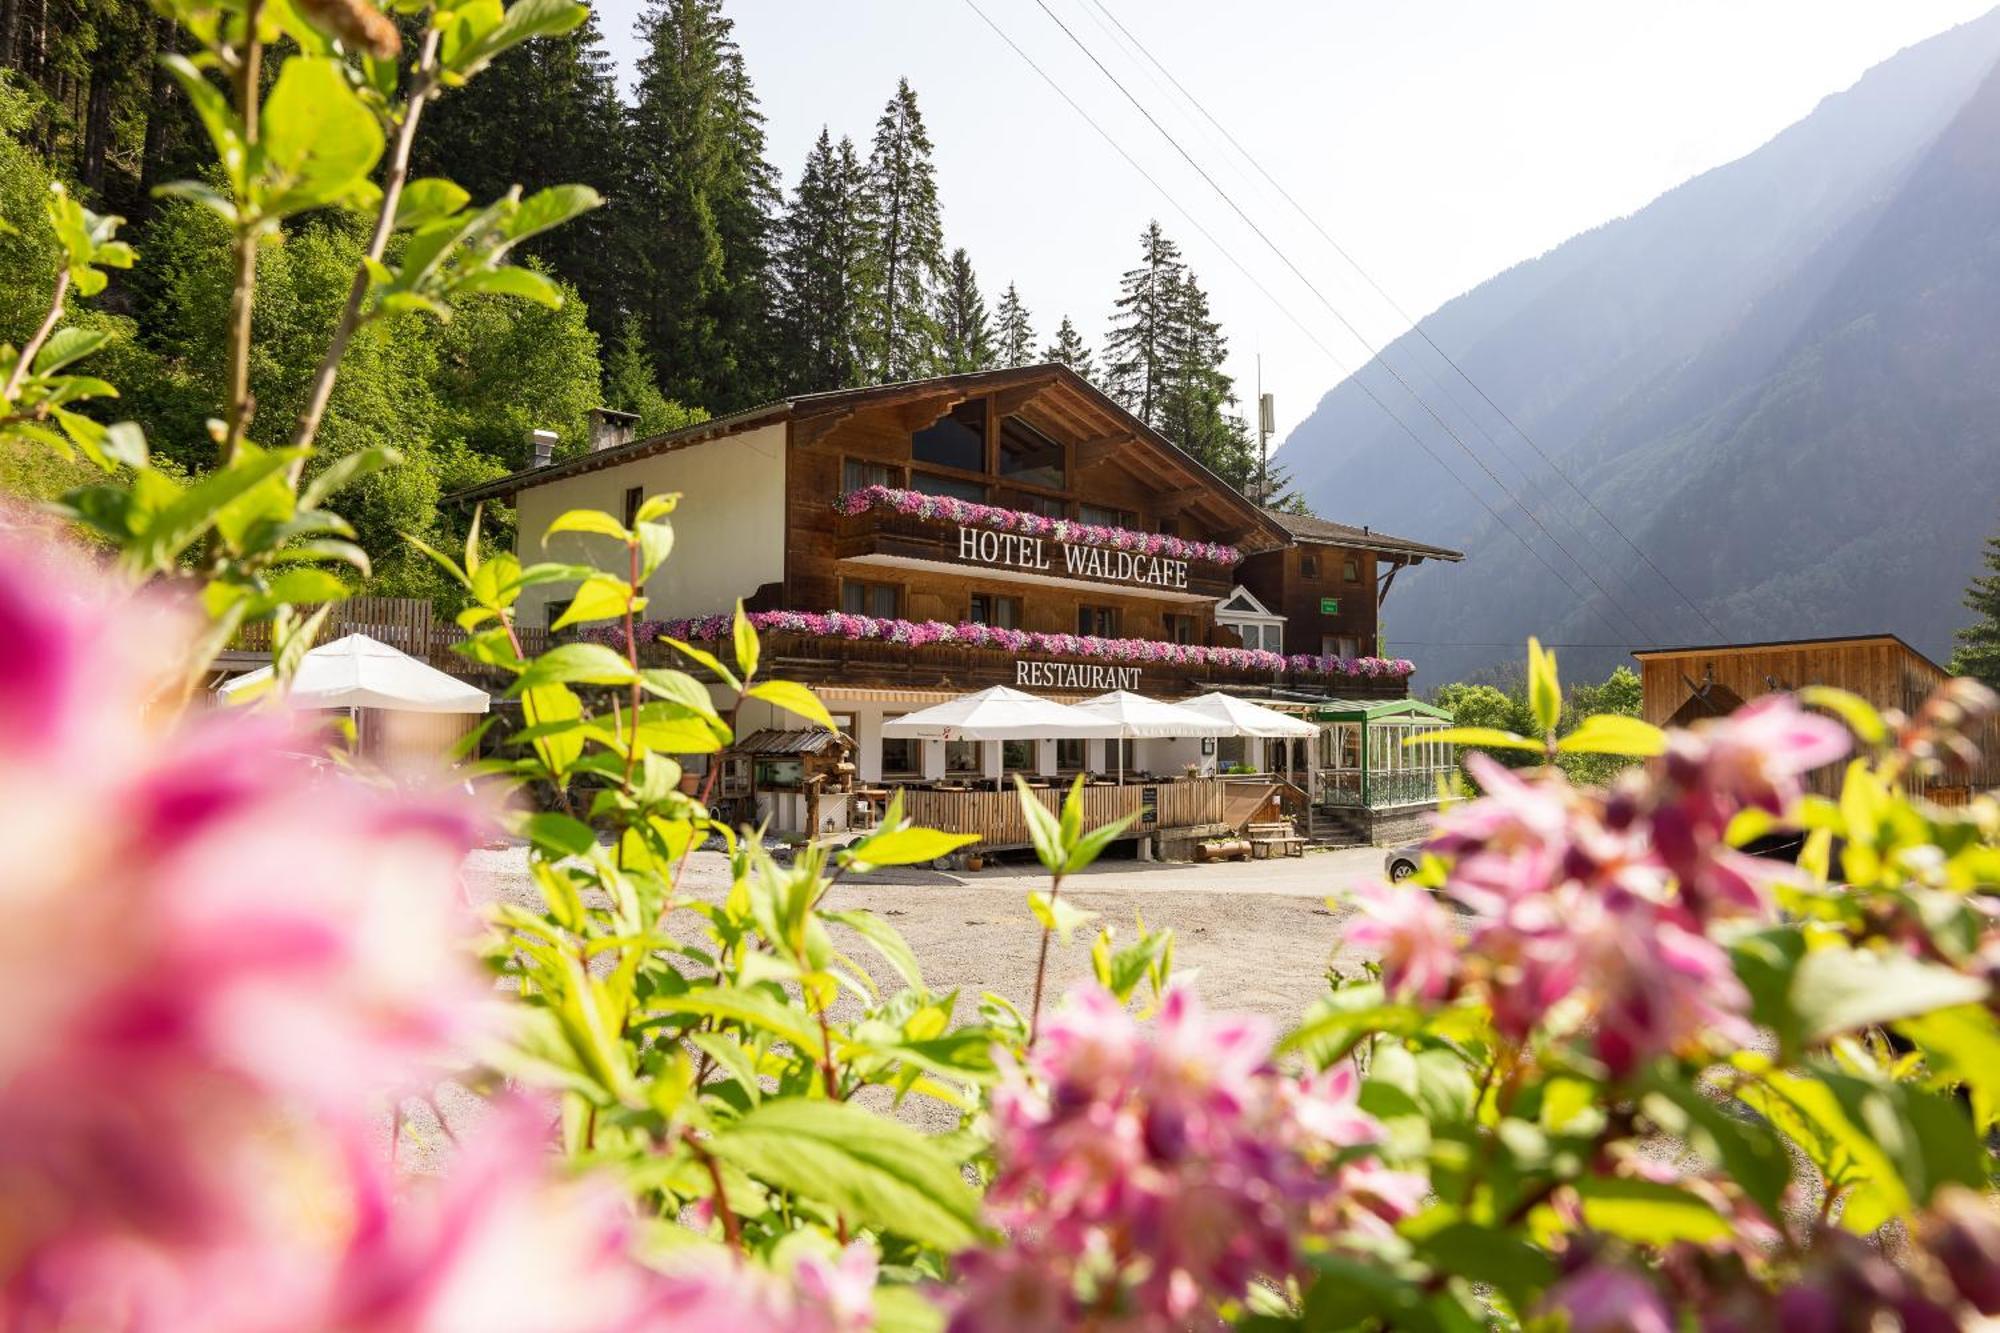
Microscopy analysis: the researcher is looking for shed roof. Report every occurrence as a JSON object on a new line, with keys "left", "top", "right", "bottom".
{"left": 1263, "top": 510, "right": 1464, "bottom": 562}
{"left": 1631, "top": 633, "right": 1946, "bottom": 673}
{"left": 732, "top": 728, "right": 852, "bottom": 756}
{"left": 1308, "top": 697, "right": 1453, "bottom": 722}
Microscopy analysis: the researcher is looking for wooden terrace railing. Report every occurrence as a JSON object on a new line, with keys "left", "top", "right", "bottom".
{"left": 895, "top": 777, "right": 1230, "bottom": 849}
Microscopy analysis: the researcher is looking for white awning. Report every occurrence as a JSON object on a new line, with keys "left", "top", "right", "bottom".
{"left": 1070, "top": 690, "right": 1236, "bottom": 738}
{"left": 879, "top": 685, "right": 1122, "bottom": 740}
{"left": 219, "top": 633, "right": 491, "bottom": 715}
{"left": 1179, "top": 691, "right": 1318, "bottom": 738}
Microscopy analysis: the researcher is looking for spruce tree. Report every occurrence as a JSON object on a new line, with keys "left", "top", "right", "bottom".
{"left": 775, "top": 128, "right": 870, "bottom": 392}
{"left": 993, "top": 282, "right": 1035, "bottom": 367}
{"left": 624, "top": 0, "right": 780, "bottom": 411}
{"left": 1950, "top": 518, "right": 2000, "bottom": 688}
{"left": 1154, "top": 265, "right": 1251, "bottom": 483}
{"left": 859, "top": 79, "right": 945, "bottom": 381}
{"left": 1043, "top": 315, "right": 1096, "bottom": 381}
{"left": 604, "top": 314, "right": 704, "bottom": 438}
{"left": 412, "top": 8, "right": 628, "bottom": 339}
{"left": 937, "top": 248, "right": 995, "bottom": 373}
{"left": 1102, "top": 221, "right": 1184, "bottom": 427}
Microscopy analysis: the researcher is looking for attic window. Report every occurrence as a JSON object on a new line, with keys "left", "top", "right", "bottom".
{"left": 913, "top": 399, "right": 986, "bottom": 472}
{"left": 998, "top": 416, "right": 1064, "bottom": 489}
{"left": 1301, "top": 553, "right": 1319, "bottom": 578}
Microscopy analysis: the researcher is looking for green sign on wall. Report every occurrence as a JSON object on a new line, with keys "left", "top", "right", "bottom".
{"left": 1319, "top": 597, "right": 1340, "bottom": 614}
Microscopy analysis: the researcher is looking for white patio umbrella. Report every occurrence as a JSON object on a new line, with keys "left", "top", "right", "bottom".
{"left": 220, "top": 633, "right": 491, "bottom": 714}
{"left": 1180, "top": 691, "right": 1317, "bottom": 778}
{"left": 1177, "top": 692, "right": 1317, "bottom": 738}
{"left": 881, "top": 685, "right": 1121, "bottom": 790}
{"left": 1073, "top": 690, "right": 1234, "bottom": 783}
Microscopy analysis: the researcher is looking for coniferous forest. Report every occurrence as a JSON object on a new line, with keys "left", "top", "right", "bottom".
{"left": 3, "top": 0, "right": 1289, "bottom": 596}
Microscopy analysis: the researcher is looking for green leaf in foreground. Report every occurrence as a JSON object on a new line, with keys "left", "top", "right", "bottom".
{"left": 707, "top": 1098, "right": 983, "bottom": 1248}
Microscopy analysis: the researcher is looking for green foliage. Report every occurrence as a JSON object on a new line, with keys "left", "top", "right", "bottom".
{"left": 774, "top": 127, "right": 870, "bottom": 393}
{"left": 859, "top": 78, "right": 944, "bottom": 382}
{"left": 1949, "top": 514, "right": 2000, "bottom": 688}
{"left": 1430, "top": 658, "right": 1653, "bottom": 785}
{"left": 935, "top": 247, "right": 993, "bottom": 374}
{"left": 992, "top": 280, "right": 1034, "bottom": 369}
{"left": 1042, "top": 313, "right": 1095, "bottom": 382}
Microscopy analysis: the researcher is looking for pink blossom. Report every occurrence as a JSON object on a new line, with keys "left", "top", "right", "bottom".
{"left": 1342, "top": 882, "right": 1461, "bottom": 1001}
{"left": 967, "top": 985, "right": 1408, "bottom": 1326}
{"left": 1541, "top": 1263, "right": 1675, "bottom": 1333}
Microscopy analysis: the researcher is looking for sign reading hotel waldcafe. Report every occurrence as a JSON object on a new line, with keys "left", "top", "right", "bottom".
{"left": 957, "top": 526, "right": 1190, "bottom": 591}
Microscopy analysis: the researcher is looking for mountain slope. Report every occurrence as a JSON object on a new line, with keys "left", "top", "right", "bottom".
{"left": 1280, "top": 10, "right": 2000, "bottom": 687}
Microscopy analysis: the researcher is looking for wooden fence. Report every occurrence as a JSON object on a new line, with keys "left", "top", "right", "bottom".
{"left": 896, "top": 777, "right": 1229, "bottom": 849}
{"left": 231, "top": 597, "right": 547, "bottom": 679}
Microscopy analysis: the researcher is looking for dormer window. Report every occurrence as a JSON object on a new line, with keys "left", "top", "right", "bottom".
{"left": 998, "top": 416, "right": 1065, "bottom": 490}
{"left": 912, "top": 399, "right": 986, "bottom": 472}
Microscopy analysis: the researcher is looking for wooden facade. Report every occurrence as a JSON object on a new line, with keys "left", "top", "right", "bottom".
{"left": 779, "top": 370, "right": 1282, "bottom": 647}
{"left": 1237, "top": 510, "right": 1464, "bottom": 657}
{"left": 1634, "top": 635, "right": 2000, "bottom": 796}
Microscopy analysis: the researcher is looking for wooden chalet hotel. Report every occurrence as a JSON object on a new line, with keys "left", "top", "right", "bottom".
{"left": 452, "top": 365, "right": 1463, "bottom": 850}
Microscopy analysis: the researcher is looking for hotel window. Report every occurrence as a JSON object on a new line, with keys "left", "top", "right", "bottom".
{"left": 841, "top": 580, "right": 901, "bottom": 618}
{"left": 912, "top": 398, "right": 986, "bottom": 472}
{"left": 998, "top": 416, "right": 1065, "bottom": 490}
{"left": 1056, "top": 738, "right": 1087, "bottom": 771}
{"left": 1343, "top": 554, "right": 1362, "bottom": 582}
{"left": 946, "top": 739, "right": 981, "bottom": 774}
{"left": 842, "top": 458, "right": 896, "bottom": 493}
{"left": 623, "top": 485, "right": 643, "bottom": 527}
{"left": 880, "top": 725, "right": 921, "bottom": 778}
{"left": 1011, "top": 492, "right": 1066, "bottom": 518}
{"left": 911, "top": 471, "right": 988, "bottom": 503}
{"left": 1078, "top": 604, "right": 1120, "bottom": 637}
{"left": 1159, "top": 516, "right": 1181, "bottom": 537}
{"left": 1001, "top": 739, "right": 1035, "bottom": 772}
{"left": 1301, "top": 552, "right": 1319, "bottom": 578}
{"left": 1322, "top": 635, "right": 1361, "bottom": 658}
{"left": 969, "top": 592, "right": 1023, "bottom": 629}
{"left": 1163, "top": 613, "right": 1198, "bottom": 645}
{"left": 1078, "top": 503, "right": 1132, "bottom": 529}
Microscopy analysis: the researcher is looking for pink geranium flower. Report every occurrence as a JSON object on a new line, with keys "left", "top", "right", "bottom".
{"left": 1343, "top": 882, "right": 1461, "bottom": 1001}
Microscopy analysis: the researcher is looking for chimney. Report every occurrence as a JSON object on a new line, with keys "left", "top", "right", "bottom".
{"left": 588, "top": 406, "right": 641, "bottom": 453}
{"left": 528, "top": 428, "right": 558, "bottom": 468}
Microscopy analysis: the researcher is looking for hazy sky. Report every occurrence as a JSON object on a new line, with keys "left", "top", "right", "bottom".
{"left": 591, "top": 1, "right": 1994, "bottom": 441}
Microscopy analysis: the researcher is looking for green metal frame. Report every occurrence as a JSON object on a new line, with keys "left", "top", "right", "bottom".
{"left": 1306, "top": 698, "right": 1452, "bottom": 810}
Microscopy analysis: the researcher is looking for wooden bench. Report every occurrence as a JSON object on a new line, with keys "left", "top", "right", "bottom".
{"left": 1246, "top": 820, "right": 1307, "bottom": 859}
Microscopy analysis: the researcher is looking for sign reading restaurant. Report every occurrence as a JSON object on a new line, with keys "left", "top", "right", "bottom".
{"left": 1016, "top": 659, "right": 1143, "bottom": 692}
{"left": 958, "top": 526, "right": 1189, "bottom": 591}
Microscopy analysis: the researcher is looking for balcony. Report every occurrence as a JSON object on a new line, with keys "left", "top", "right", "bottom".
{"left": 744, "top": 630, "right": 1409, "bottom": 700}
{"left": 833, "top": 509, "right": 1237, "bottom": 603}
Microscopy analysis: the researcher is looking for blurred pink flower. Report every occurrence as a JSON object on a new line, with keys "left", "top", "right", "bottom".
{"left": 1542, "top": 1263, "right": 1674, "bottom": 1333}
{"left": 1343, "top": 882, "right": 1460, "bottom": 1001}
{"left": 969, "top": 985, "right": 1408, "bottom": 1327}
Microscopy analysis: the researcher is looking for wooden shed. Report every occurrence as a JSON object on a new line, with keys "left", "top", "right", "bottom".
{"left": 1632, "top": 634, "right": 1996, "bottom": 799}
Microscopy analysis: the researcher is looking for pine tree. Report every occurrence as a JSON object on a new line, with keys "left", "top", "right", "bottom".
{"left": 413, "top": 7, "right": 628, "bottom": 339}
{"left": 1950, "top": 518, "right": 2000, "bottom": 688}
{"left": 859, "top": 79, "right": 945, "bottom": 381}
{"left": 993, "top": 282, "right": 1035, "bottom": 367}
{"left": 1154, "top": 265, "right": 1256, "bottom": 489}
{"left": 624, "top": 0, "right": 780, "bottom": 411}
{"left": 1043, "top": 315, "right": 1095, "bottom": 381}
{"left": 936, "top": 248, "right": 995, "bottom": 373}
{"left": 1102, "top": 220, "right": 1184, "bottom": 427}
{"left": 775, "top": 128, "right": 870, "bottom": 392}
{"left": 604, "top": 313, "right": 704, "bottom": 438}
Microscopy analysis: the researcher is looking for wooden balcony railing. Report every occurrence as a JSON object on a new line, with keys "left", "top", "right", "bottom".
{"left": 229, "top": 596, "right": 547, "bottom": 681}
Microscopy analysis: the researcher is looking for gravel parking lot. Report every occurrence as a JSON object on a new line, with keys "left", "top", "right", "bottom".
{"left": 463, "top": 842, "right": 1388, "bottom": 1026}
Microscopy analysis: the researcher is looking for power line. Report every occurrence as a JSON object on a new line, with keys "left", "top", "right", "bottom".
{"left": 1081, "top": 0, "right": 1728, "bottom": 643}
{"left": 1026, "top": 0, "right": 1666, "bottom": 649}
{"left": 956, "top": 0, "right": 1644, "bottom": 645}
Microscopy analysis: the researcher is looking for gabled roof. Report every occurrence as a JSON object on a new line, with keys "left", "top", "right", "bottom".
{"left": 446, "top": 364, "right": 1292, "bottom": 550}
{"left": 1264, "top": 509, "right": 1464, "bottom": 562}
{"left": 1308, "top": 697, "right": 1453, "bottom": 722}
{"left": 1215, "top": 585, "right": 1280, "bottom": 619}
{"left": 1631, "top": 634, "right": 1945, "bottom": 673}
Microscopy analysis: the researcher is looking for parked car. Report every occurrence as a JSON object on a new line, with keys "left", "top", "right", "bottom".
{"left": 1384, "top": 845, "right": 1422, "bottom": 882}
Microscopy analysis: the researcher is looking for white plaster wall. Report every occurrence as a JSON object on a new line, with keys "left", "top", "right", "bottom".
{"left": 512, "top": 423, "right": 786, "bottom": 625}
